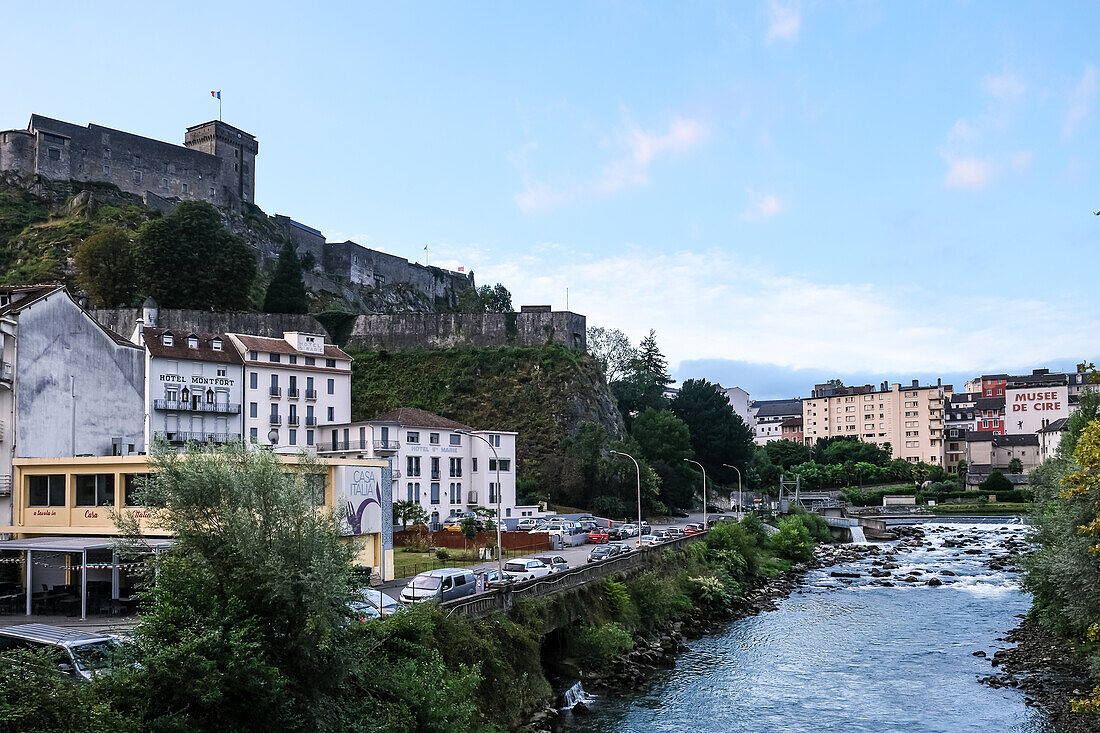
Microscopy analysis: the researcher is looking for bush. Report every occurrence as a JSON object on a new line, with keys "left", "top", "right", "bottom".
{"left": 591, "top": 495, "right": 628, "bottom": 518}
{"left": 628, "top": 571, "right": 691, "bottom": 629}
{"left": 789, "top": 509, "right": 831, "bottom": 544}
{"left": 980, "top": 471, "right": 1014, "bottom": 491}
{"left": 769, "top": 516, "right": 815, "bottom": 562}
{"left": 571, "top": 622, "right": 634, "bottom": 669}
{"left": 435, "top": 548, "right": 451, "bottom": 561}
{"left": 603, "top": 578, "right": 636, "bottom": 625}
{"left": 687, "top": 576, "right": 733, "bottom": 613}
{"left": 739, "top": 512, "right": 769, "bottom": 545}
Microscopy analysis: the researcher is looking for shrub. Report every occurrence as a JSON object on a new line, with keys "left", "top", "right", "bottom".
{"left": 571, "top": 622, "right": 634, "bottom": 669}
{"left": 435, "top": 547, "right": 451, "bottom": 561}
{"left": 628, "top": 571, "right": 691, "bottom": 629}
{"left": 591, "top": 495, "right": 628, "bottom": 518}
{"left": 792, "top": 510, "right": 832, "bottom": 544}
{"left": 769, "top": 516, "right": 815, "bottom": 562}
{"left": 980, "top": 471, "right": 1014, "bottom": 491}
{"left": 603, "top": 578, "right": 635, "bottom": 624}
{"left": 688, "top": 575, "right": 733, "bottom": 613}
{"left": 739, "top": 512, "right": 769, "bottom": 544}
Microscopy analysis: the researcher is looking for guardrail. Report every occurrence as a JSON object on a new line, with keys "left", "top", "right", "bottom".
{"left": 440, "top": 532, "right": 707, "bottom": 619}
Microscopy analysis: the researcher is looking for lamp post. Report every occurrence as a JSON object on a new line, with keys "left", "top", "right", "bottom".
{"left": 609, "top": 450, "right": 643, "bottom": 548}
{"left": 456, "top": 429, "right": 503, "bottom": 579}
{"left": 684, "top": 459, "right": 707, "bottom": 528}
{"left": 723, "top": 464, "right": 743, "bottom": 520}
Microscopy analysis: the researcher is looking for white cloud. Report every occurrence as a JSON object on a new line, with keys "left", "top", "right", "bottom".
{"left": 740, "top": 189, "right": 783, "bottom": 221}
{"left": 476, "top": 248, "right": 1094, "bottom": 377}
{"left": 942, "top": 154, "right": 994, "bottom": 190}
{"left": 1010, "top": 150, "right": 1034, "bottom": 172}
{"left": 1064, "top": 64, "right": 1098, "bottom": 139}
{"left": 982, "top": 71, "right": 1027, "bottom": 104}
{"left": 514, "top": 116, "right": 709, "bottom": 213}
{"left": 947, "top": 118, "right": 978, "bottom": 142}
{"left": 765, "top": 0, "right": 801, "bottom": 43}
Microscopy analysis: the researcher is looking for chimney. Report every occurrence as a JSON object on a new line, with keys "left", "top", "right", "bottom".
{"left": 912, "top": 379, "right": 919, "bottom": 388}
{"left": 937, "top": 377, "right": 942, "bottom": 387}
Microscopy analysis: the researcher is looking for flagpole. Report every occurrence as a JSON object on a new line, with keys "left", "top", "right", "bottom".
{"left": 219, "top": 92, "right": 222, "bottom": 121}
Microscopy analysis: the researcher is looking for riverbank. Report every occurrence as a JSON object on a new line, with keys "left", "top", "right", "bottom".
{"left": 980, "top": 619, "right": 1099, "bottom": 733}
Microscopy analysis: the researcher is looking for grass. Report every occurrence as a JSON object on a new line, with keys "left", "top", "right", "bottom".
{"left": 393, "top": 542, "right": 553, "bottom": 579}
{"left": 930, "top": 502, "right": 1030, "bottom": 514}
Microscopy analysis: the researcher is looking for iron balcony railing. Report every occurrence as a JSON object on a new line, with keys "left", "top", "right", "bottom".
{"left": 154, "top": 399, "right": 241, "bottom": 414}
{"left": 269, "top": 386, "right": 282, "bottom": 397}
{"left": 288, "top": 415, "right": 300, "bottom": 426}
{"left": 154, "top": 431, "right": 243, "bottom": 444}
{"left": 373, "top": 440, "right": 400, "bottom": 452}
{"left": 305, "top": 416, "right": 317, "bottom": 426}
{"left": 287, "top": 388, "right": 300, "bottom": 399}
{"left": 330, "top": 440, "right": 350, "bottom": 451}
{"left": 269, "top": 414, "right": 282, "bottom": 425}
{"left": 305, "top": 389, "right": 318, "bottom": 400}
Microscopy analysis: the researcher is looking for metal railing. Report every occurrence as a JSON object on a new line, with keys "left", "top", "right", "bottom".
{"left": 373, "top": 440, "right": 400, "bottom": 452}
{"left": 305, "top": 389, "right": 318, "bottom": 400}
{"left": 153, "top": 399, "right": 241, "bottom": 414}
{"left": 288, "top": 415, "right": 299, "bottom": 426}
{"left": 305, "top": 416, "right": 317, "bottom": 426}
{"left": 154, "top": 431, "right": 242, "bottom": 444}
{"left": 0, "top": 362, "right": 12, "bottom": 383}
{"left": 269, "top": 415, "right": 282, "bottom": 425}
{"left": 287, "top": 388, "right": 300, "bottom": 398}
{"left": 269, "top": 387, "right": 281, "bottom": 397}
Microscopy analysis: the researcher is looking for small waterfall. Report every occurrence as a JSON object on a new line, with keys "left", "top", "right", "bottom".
{"left": 849, "top": 526, "right": 867, "bottom": 543}
{"left": 562, "top": 680, "right": 594, "bottom": 711}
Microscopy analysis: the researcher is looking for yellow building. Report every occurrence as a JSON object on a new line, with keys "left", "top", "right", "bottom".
{"left": 1, "top": 454, "right": 394, "bottom": 580}
{"left": 801, "top": 380, "right": 951, "bottom": 466}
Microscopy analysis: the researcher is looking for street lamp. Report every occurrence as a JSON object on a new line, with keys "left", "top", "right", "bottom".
{"left": 455, "top": 429, "right": 502, "bottom": 580}
{"left": 723, "top": 464, "right": 743, "bottom": 520}
{"left": 684, "top": 459, "right": 707, "bottom": 528}
{"left": 609, "top": 450, "right": 643, "bottom": 548}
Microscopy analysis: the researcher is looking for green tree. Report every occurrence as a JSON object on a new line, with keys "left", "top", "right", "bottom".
{"left": 631, "top": 407, "right": 697, "bottom": 509}
{"left": 135, "top": 201, "right": 256, "bottom": 310}
{"left": 73, "top": 225, "right": 139, "bottom": 307}
{"left": 825, "top": 378, "right": 844, "bottom": 388}
{"left": 769, "top": 515, "right": 815, "bottom": 561}
{"left": 670, "top": 378, "right": 754, "bottom": 484}
{"left": 1008, "top": 457, "right": 1024, "bottom": 474}
{"left": 980, "top": 470, "right": 1013, "bottom": 491}
{"left": 763, "top": 439, "right": 811, "bottom": 470}
{"left": 747, "top": 449, "right": 780, "bottom": 493}
{"left": 586, "top": 326, "right": 635, "bottom": 383}
{"left": 821, "top": 439, "right": 891, "bottom": 466}
{"left": 460, "top": 517, "right": 479, "bottom": 543}
{"left": 611, "top": 330, "right": 672, "bottom": 425}
{"left": 1060, "top": 386, "right": 1099, "bottom": 457}
{"left": 393, "top": 499, "right": 428, "bottom": 529}
{"left": 455, "top": 284, "right": 513, "bottom": 313}
{"left": 956, "top": 458, "right": 968, "bottom": 475}
{"left": 263, "top": 240, "right": 309, "bottom": 314}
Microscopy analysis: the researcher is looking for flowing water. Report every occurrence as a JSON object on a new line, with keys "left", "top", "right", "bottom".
{"left": 568, "top": 520, "right": 1050, "bottom": 733}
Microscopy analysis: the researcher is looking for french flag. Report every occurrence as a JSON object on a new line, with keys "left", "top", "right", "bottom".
{"left": 210, "top": 90, "right": 221, "bottom": 99}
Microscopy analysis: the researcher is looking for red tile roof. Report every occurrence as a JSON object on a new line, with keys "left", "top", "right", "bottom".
{"left": 142, "top": 328, "right": 243, "bottom": 365}
{"left": 230, "top": 333, "right": 349, "bottom": 360}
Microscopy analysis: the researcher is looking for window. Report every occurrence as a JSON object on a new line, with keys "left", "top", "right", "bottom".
{"left": 75, "top": 474, "right": 115, "bottom": 507}
{"left": 449, "top": 483, "right": 460, "bottom": 503}
{"left": 162, "top": 333, "right": 174, "bottom": 346}
{"left": 250, "top": 427, "right": 258, "bottom": 443}
{"left": 269, "top": 353, "right": 280, "bottom": 363}
{"left": 209, "top": 187, "right": 215, "bottom": 197}
{"left": 430, "top": 433, "right": 440, "bottom": 445}
{"left": 132, "top": 170, "right": 142, "bottom": 183}
{"left": 217, "top": 368, "right": 227, "bottom": 377}
{"left": 305, "top": 357, "right": 315, "bottom": 366}
{"left": 450, "top": 434, "right": 461, "bottom": 446}
{"left": 181, "top": 183, "right": 189, "bottom": 195}
{"left": 449, "top": 457, "right": 462, "bottom": 477}
{"left": 488, "top": 459, "right": 511, "bottom": 472}
{"left": 407, "top": 456, "right": 421, "bottom": 477}
{"left": 248, "top": 350, "right": 257, "bottom": 360}
{"left": 28, "top": 475, "right": 65, "bottom": 507}
{"left": 250, "top": 372, "right": 258, "bottom": 389}
{"left": 187, "top": 336, "right": 198, "bottom": 349}
{"left": 212, "top": 338, "right": 222, "bottom": 351}
{"left": 288, "top": 354, "right": 297, "bottom": 365}
{"left": 249, "top": 402, "right": 257, "bottom": 418}
{"left": 123, "top": 474, "right": 150, "bottom": 506}
{"left": 307, "top": 429, "right": 314, "bottom": 446}
{"left": 289, "top": 429, "right": 297, "bottom": 446}
{"left": 327, "top": 406, "right": 334, "bottom": 421}
{"left": 472, "top": 457, "right": 478, "bottom": 472}
{"left": 431, "top": 457, "right": 440, "bottom": 480}
{"left": 160, "top": 177, "right": 168, "bottom": 189}
{"left": 407, "top": 431, "right": 420, "bottom": 444}
{"left": 47, "top": 147, "right": 62, "bottom": 161}
{"left": 327, "top": 378, "right": 335, "bottom": 395}
{"left": 326, "top": 358, "right": 336, "bottom": 368}
{"left": 489, "top": 483, "right": 498, "bottom": 504}
{"left": 430, "top": 482, "right": 440, "bottom": 505}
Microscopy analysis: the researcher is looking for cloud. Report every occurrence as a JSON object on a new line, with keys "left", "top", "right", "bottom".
{"left": 1010, "top": 150, "right": 1034, "bottom": 172}
{"left": 740, "top": 189, "right": 783, "bottom": 221}
{"left": 475, "top": 247, "right": 1094, "bottom": 382}
{"left": 514, "top": 116, "right": 709, "bottom": 212}
{"left": 982, "top": 71, "right": 1027, "bottom": 104}
{"left": 1064, "top": 64, "right": 1098, "bottom": 139}
{"left": 942, "top": 154, "right": 994, "bottom": 190}
{"left": 765, "top": 0, "right": 800, "bottom": 43}
{"left": 947, "top": 118, "right": 978, "bottom": 142}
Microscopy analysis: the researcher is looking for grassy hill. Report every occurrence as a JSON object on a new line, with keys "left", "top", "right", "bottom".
{"left": 348, "top": 344, "right": 623, "bottom": 498}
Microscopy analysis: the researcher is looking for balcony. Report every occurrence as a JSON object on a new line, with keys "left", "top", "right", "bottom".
{"left": 373, "top": 439, "right": 399, "bottom": 453}
{"left": 305, "top": 416, "right": 317, "bottom": 426}
{"left": 431, "top": 472, "right": 441, "bottom": 481}
{"left": 305, "top": 389, "right": 317, "bottom": 400}
{"left": 288, "top": 415, "right": 299, "bottom": 426}
{"left": 269, "top": 386, "right": 281, "bottom": 397}
{"left": 0, "top": 361, "right": 12, "bottom": 384}
{"left": 287, "top": 388, "right": 300, "bottom": 399}
{"left": 0, "top": 474, "right": 10, "bottom": 496}
{"left": 154, "top": 399, "right": 241, "bottom": 414}
{"left": 155, "top": 431, "right": 243, "bottom": 445}
{"left": 390, "top": 469, "right": 402, "bottom": 480}
{"left": 329, "top": 440, "right": 349, "bottom": 451}
{"left": 269, "top": 414, "right": 282, "bottom": 425}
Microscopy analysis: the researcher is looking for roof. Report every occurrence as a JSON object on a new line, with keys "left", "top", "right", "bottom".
{"left": 142, "top": 328, "right": 243, "bottom": 365}
{"left": 0, "top": 536, "right": 173, "bottom": 552}
{"left": 1007, "top": 374, "right": 1068, "bottom": 386}
{"left": 1038, "top": 417, "right": 1070, "bottom": 434}
{"left": 780, "top": 416, "right": 803, "bottom": 427}
{"left": 0, "top": 286, "right": 136, "bottom": 348}
{"left": 981, "top": 374, "right": 1009, "bottom": 380}
{"left": 966, "top": 432, "right": 995, "bottom": 442}
{"left": 230, "top": 333, "right": 349, "bottom": 361}
{"left": 0, "top": 624, "right": 113, "bottom": 645}
{"left": 751, "top": 398, "right": 803, "bottom": 418}
{"left": 976, "top": 397, "right": 1005, "bottom": 411}
{"left": 993, "top": 434, "right": 1039, "bottom": 447}
{"left": 371, "top": 407, "right": 472, "bottom": 430}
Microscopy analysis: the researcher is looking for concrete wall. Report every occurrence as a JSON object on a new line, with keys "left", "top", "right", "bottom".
{"left": 345, "top": 310, "right": 587, "bottom": 352}
{"left": 16, "top": 294, "right": 145, "bottom": 458}
{"left": 91, "top": 309, "right": 330, "bottom": 342}
{"left": 323, "top": 241, "right": 473, "bottom": 306}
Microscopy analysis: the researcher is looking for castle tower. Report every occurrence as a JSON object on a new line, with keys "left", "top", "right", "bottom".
{"left": 183, "top": 120, "right": 258, "bottom": 205}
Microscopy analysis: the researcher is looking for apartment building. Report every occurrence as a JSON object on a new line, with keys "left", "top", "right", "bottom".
{"left": 801, "top": 380, "right": 951, "bottom": 465}
{"left": 141, "top": 328, "right": 244, "bottom": 447}
{"left": 316, "top": 407, "right": 541, "bottom": 529}
{"left": 721, "top": 386, "right": 754, "bottom": 431}
{"left": 227, "top": 332, "right": 351, "bottom": 450}
{"left": 750, "top": 399, "right": 804, "bottom": 445}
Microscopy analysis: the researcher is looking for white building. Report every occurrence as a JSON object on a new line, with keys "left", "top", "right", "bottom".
{"left": 316, "top": 407, "right": 540, "bottom": 529}
{"left": 750, "top": 398, "right": 803, "bottom": 445}
{"left": 140, "top": 328, "right": 244, "bottom": 447}
{"left": 1038, "top": 417, "right": 1069, "bottom": 461}
{"left": 721, "top": 386, "right": 754, "bottom": 431}
{"left": 227, "top": 332, "right": 351, "bottom": 451}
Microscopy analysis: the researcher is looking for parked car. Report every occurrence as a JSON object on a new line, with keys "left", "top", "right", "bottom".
{"left": 515, "top": 518, "right": 541, "bottom": 531}
{"left": 357, "top": 589, "right": 402, "bottom": 616}
{"left": 637, "top": 535, "right": 660, "bottom": 547}
{"left": 533, "top": 555, "right": 569, "bottom": 573}
{"left": 473, "top": 567, "right": 516, "bottom": 591}
{"left": 0, "top": 624, "right": 123, "bottom": 681}
{"left": 503, "top": 558, "right": 552, "bottom": 581}
{"left": 615, "top": 524, "right": 638, "bottom": 539}
{"left": 665, "top": 527, "right": 685, "bottom": 539}
{"left": 349, "top": 601, "right": 382, "bottom": 622}
{"left": 588, "top": 543, "right": 628, "bottom": 563}
{"left": 707, "top": 515, "right": 736, "bottom": 527}
{"left": 400, "top": 568, "right": 478, "bottom": 604}
{"left": 652, "top": 529, "right": 671, "bottom": 542}
{"left": 609, "top": 542, "right": 630, "bottom": 554}
{"left": 587, "top": 529, "right": 610, "bottom": 544}
{"left": 576, "top": 514, "right": 597, "bottom": 523}
{"left": 577, "top": 520, "right": 598, "bottom": 532}
{"left": 684, "top": 523, "right": 705, "bottom": 535}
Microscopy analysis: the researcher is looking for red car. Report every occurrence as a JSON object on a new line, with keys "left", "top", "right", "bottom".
{"left": 587, "top": 529, "right": 610, "bottom": 544}
{"left": 683, "top": 523, "right": 705, "bottom": 535}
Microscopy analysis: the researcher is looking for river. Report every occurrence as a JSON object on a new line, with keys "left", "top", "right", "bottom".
{"left": 568, "top": 520, "right": 1051, "bottom": 733}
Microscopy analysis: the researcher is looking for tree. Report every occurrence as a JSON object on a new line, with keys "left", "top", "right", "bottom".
{"left": 631, "top": 408, "right": 697, "bottom": 509}
{"left": 747, "top": 449, "right": 780, "bottom": 493}
{"left": 826, "top": 378, "right": 844, "bottom": 388}
{"left": 769, "top": 516, "right": 815, "bottom": 561}
{"left": 586, "top": 326, "right": 636, "bottom": 383}
{"left": 460, "top": 517, "right": 479, "bottom": 544}
{"left": 393, "top": 499, "right": 428, "bottom": 529}
{"left": 821, "top": 439, "right": 891, "bottom": 467}
{"left": 263, "top": 240, "right": 309, "bottom": 314}
{"left": 1061, "top": 386, "right": 1099, "bottom": 457}
{"left": 611, "top": 330, "right": 672, "bottom": 426}
{"left": 73, "top": 225, "right": 139, "bottom": 307}
{"left": 1008, "top": 457, "right": 1024, "bottom": 474}
{"left": 763, "top": 439, "right": 811, "bottom": 470}
{"left": 670, "top": 378, "right": 754, "bottom": 484}
{"left": 455, "top": 284, "right": 513, "bottom": 313}
{"left": 956, "top": 459, "right": 968, "bottom": 475}
{"left": 980, "top": 471, "right": 1013, "bottom": 491}
{"left": 135, "top": 201, "right": 256, "bottom": 310}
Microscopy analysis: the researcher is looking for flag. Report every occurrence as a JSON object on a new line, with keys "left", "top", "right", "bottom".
{"left": 457, "top": 266, "right": 465, "bottom": 272}
{"left": 423, "top": 244, "right": 429, "bottom": 251}
{"left": 210, "top": 90, "right": 221, "bottom": 99}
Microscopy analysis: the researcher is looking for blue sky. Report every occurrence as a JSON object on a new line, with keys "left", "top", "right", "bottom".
{"left": 3, "top": 2, "right": 1098, "bottom": 398}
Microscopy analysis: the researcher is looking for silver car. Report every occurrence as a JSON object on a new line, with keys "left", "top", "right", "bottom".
{"left": 0, "top": 624, "right": 122, "bottom": 681}
{"left": 400, "top": 568, "right": 477, "bottom": 603}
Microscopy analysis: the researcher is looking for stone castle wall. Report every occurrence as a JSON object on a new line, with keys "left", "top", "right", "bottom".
{"left": 92, "top": 308, "right": 329, "bottom": 342}
{"left": 344, "top": 308, "right": 587, "bottom": 352}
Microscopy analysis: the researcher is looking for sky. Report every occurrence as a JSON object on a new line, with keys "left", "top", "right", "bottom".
{"left": 2, "top": 2, "right": 1099, "bottom": 399}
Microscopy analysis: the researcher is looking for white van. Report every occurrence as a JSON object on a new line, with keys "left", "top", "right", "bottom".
{"left": 400, "top": 568, "right": 478, "bottom": 604}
